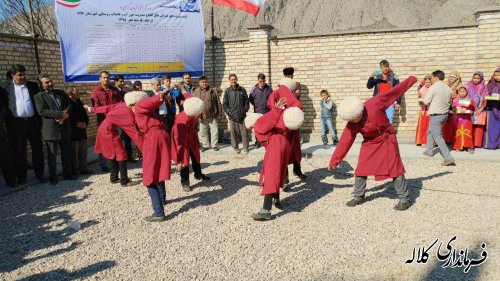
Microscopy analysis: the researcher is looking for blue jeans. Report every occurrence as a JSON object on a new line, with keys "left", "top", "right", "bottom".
{"left": 98, "top": 154, "right": 107, "bottom": 168}
{"left": 147, "top": 184, "right": 165, "bottom": 217}
{"left": 386, "top": 105, "right": 395, "bottom": 124}
{"left": 320, "top": 117, "right": 338, "bottom": 143}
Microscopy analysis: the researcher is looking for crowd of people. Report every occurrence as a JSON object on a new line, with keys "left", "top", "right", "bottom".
{"left": 0, "top": 62, "right": 499, "bottom": 222}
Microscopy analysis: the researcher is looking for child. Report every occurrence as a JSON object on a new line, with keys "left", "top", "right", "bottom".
{"left": 466, "top": 72, "right": 488, "bottom": 148}
{"left": 452, "top": 86, "right": 476, "bottom": 153}
{"left": 171, "top": 97, "right": 211, "bottom": 192}
{"left": 415, "top": 76, "right": 431, "bottom": 146}
{"left": 319, "top": 90, "right": 338, "bottom": 145}
{"left": 443, "top": 71, "right": 462, "bottom": 144}
{"left": 484, "top": 68, "right": 500, "bottom": 149}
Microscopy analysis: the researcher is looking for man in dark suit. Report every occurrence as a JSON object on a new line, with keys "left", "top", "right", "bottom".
{"left": 34, "top": 74, "right": 73, "bottom": 185}
{"left": 1, "top": 64, "right": 45, "bottom": 184}
{"left": 0, "top": 85, "right": 17, "bottom": 187}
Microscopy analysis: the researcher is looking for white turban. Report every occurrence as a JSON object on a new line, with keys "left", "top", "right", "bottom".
{"left": 124, "top": 91, "right": 149, "bottom": 106}
{"left": 337, "top": 96, "right": 364, "bottom": 121}
{"left": 279, "top": 77, "right": 298, "bottom": 92}
{"left": 183, "top": 97, "right": 204, "bottom": 117}
{"left": 244, "top": 112, "right": 263, "bottom": 129}
{"left": 283, "top": 107, "right": 304, "bottom": 130}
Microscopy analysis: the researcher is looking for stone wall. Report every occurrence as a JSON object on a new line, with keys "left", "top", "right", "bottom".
{"left": 1, "top": 7, "right": 499, "bottom": 144}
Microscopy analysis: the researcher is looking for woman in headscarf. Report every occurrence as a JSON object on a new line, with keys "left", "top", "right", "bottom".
{"left": 483, "top": 68, "right": 500, "bottom": 149}
{"left": 452, "top": 86, "right": 476, "bottom": 152}
{"left": 465, "top": 71, "right": 489, "bottom": 148}
{"left": 443, "top": 71, "right": 462, "bottom": 144}
{"left": 415, "top": 76, "right": 432, "bottom": 145}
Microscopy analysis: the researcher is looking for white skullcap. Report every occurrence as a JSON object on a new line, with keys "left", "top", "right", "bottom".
{"left": 337, "top": 96, "right": 364, "bottom": 121}
{"left": 283, "top": 107, "right": 304, "bottom": 130}
{"left": 124, "top": 91, "right": 149, "bottom": 106}
{"left": 244, "top": 112, "right": 263, "bottom": 129}
{"left": 183, "top": 97, "right": 204, "bottom": 117}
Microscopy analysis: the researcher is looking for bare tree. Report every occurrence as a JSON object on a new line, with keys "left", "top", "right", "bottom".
{"left": 0, "top": 0, "right": 58, "bottom": 40}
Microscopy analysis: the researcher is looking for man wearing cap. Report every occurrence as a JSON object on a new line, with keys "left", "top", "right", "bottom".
{"left": 329, "top": 76, "right": 417, "bottom": 211}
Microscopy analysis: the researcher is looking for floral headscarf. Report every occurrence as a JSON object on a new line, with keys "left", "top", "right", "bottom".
{"left": 465, "top": 71, "right": 488, "bottom": 107}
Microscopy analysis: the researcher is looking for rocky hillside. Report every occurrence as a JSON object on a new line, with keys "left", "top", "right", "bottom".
{"left": 203, "top": 0, "right": 500, "bottom": 38}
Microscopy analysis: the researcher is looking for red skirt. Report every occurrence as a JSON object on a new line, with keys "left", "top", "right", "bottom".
{"left": 453, "top": 118, "right": 474, "bottom": 150}
{"left": 473, "top": 125, "right": 485, "bottom": 147}
{"left": 415, "top": 111, "right": 429, "bottom": 145}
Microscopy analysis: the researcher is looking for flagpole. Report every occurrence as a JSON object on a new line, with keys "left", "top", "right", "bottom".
{"left": 210, "top": 5, "right": 216, "bottom": 84}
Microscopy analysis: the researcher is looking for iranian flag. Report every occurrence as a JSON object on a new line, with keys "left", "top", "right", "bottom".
{"left": 212, "top": 0, "right": 265, "bottom": 16}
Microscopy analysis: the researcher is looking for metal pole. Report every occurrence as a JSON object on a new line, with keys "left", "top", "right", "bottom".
{"left": 27, "top": 0, "right": 41, "bottom": 74}
{"left": 210, "top": 5, "right": 216, "bottom": 84}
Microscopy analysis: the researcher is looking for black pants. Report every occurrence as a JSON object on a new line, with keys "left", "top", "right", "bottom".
{"left": 108, "top": 159, "right": 128, "bottom": 184}
{"left": 180, "top": 149, "right": 202, "bottom": 185}
{"left": 8, "top": 117, "right": 44, "bottom": 180}
{"left": 120, "top": 129, "right": 133, "bottom": 160}
{"left": 0, "top": 123, "right": 16, "bottom": 185}
{"left": 263, "top": 193, "right": 280, "bottom": 210}
{"left": 46, "top": 139, "right": 73, "bottom": 179}
{"left": 71, "top": 139, "right": 88, "bottom": 174}
{"left": 160, "top": 113, "right": 176, "bottom": 133}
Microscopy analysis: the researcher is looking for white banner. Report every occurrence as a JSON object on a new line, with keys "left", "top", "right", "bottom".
{"left": 55, "top": 0, "right": 205, "bottom": 82}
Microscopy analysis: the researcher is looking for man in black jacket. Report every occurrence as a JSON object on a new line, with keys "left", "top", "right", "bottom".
{"left": 223, "top": 74, "right": 249, "bottom": 154}
{"left": 34, "top": 74, "right": 73, "bottom": 185}
{"left": 1, "top": 64, "right": 46, "bottom": 184}
{"left": 0, "top": 86, "right": 17, "bottom": 187}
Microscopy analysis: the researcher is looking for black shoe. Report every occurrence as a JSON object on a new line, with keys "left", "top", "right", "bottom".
{"left": 63, "top": 175, "right": 77, "bottom": 181}
{"left": 346, "top": 198, "right": 365, "bottom": 207}
{"left": 80, "top": 169, "right": 93, "bottom": 175}
{"left": 200, "top": 147, "right": 208, "bottom": 152}
{"left": 50, "top": 178, "right": 58, "bottom": 185}
{"left": 37, "top": 177, "right": 48, "bottom": 183}
{"left": 121, "top": 179, "right": 141, "bottom": 187}
{"left": 254, "top": 142, "right": 261, "bottom": 149}
{"left": 144, "top": 215, "right": 166, "bottom": 222}
{"left": 17, "top": 179, "right": 27, "bottom": 185}
{"left": 6, "top": 182, "right": 19, "bottom": 188}
{"left": 110, "top": 179, "right": 120, "bottom": 184}
{"left": 213, "top": 147, "right": 219, "bottom": 152}
{"left": 333, "top": 140, "right": 338, "bottom": 146}
{"left": 194, "top": 174, "right": 211, "bottom": 181}
{"left": 394, "top": 201, "right": 411, "bottom": 211}
{"left": 127, "top": 159, "right": 138, "bottom": 163}
{"left": 274, "top": 200, "right": 283, "bottom": 209}
{"left": 251, "top": 210, "right": 272, "bottom": 221}
{"left": 323, "top": 142, "right": 328, "bottom": 145}
{"left": 182, "top": 183, "right": 191, "bottom": 192}
{"left": 101, "top": 166, "right": 110, "bottom": 172}
{"left": 293, "top": 171, "right": 308, "bottom": 180}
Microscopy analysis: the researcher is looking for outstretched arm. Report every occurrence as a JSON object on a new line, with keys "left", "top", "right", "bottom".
{"left": 376, "top": 76, "right": 417, "bottom": 110}
{"left": 329, "top": 123, "right": 358, "bottom": 170}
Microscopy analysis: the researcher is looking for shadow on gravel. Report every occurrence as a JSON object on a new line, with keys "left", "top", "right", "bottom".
{"left": 421, "top": 240, "right": 486, "bottom": 281}
{"left": 361, "top": 171, "right": 452, "bottom": 204}
{"left": 165, "top": 164, "right": 261, "bottom": 220}
{"left": 0, "top": 179, "right": 110, "bottom": 278}
{"left": 275, "top": 168, "right": 351, "bottom": 218}
{"left": 17, "top": 260, "right": 116, "bottom": 281}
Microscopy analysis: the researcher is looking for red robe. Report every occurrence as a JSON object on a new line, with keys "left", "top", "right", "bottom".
{"left": 443, "top": 112, "right": 456, "bottom": 144}
{"left": 92, "top": 102, "right": 143, "bottom": 161}
{"left": 329, "top": 76, "right": 417, "bottom": 180}
{"left": 267, "top": 85, "right": 303, "bottom": 164}
{"left": 453, "top": 98, "right": 476, "bottom": 150}
{"left": 254, "top": 106, "right": 291, "bottom": 195}
{"left": 134, "top": 96, "right": 172, "bottom": 186}
{"left": 171, "top": 111, "right": 201, "bottom": 166}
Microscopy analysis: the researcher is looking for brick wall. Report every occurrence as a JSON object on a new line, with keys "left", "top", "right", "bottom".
{"left": 1, "top": 7, "right": 499, "bottom": 144}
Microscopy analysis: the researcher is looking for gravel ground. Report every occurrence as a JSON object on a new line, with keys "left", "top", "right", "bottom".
{"left": 0, "top": 153, "right": 498, "bottom": 281}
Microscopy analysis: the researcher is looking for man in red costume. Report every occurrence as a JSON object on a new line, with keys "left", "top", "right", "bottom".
{"left": 171, "top": 96, "right": 211, "bottom": 192}
{"left": 329, "top": 76, "right": 417, "bottom": 211}
{"left": 85, "top": 91, "right": 145, "bottom": 187}
{"left": 133, "top": 90, "right": 173, "bottom": 222}
{"left": 267, "top": 74, "right": 307, "bottom": 183}
{"left": 248, "top": 97, "right": 304, "bottom": 221}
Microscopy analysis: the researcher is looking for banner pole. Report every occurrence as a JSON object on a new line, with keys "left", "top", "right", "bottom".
{"left": 210, "top": 5, "right": 216, "bottom": 84}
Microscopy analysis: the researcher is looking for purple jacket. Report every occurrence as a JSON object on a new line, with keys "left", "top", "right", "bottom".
{"left": 249, "top": 84, "right": 273, "bottom": 114}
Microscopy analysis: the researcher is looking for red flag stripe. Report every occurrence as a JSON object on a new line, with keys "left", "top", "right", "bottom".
{"left": 212, "top": 0, "right": 261, "bottom": 16}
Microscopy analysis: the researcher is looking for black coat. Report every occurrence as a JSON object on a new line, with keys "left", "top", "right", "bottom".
{"left": 69, "top": 98, "right": 89, "bottom": 141}
{"left": 1, "top": 80, "right": 42, "bottom": 126}
{"left": 223, "top": 85, "right": 249, "bottom": 123}
{"left": 33, "top": 89, "right": 72, "bottom": 141}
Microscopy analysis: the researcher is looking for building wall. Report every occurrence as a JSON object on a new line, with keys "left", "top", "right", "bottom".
{"left": 1, "top": 8, "right": 498, "bottom": 144}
